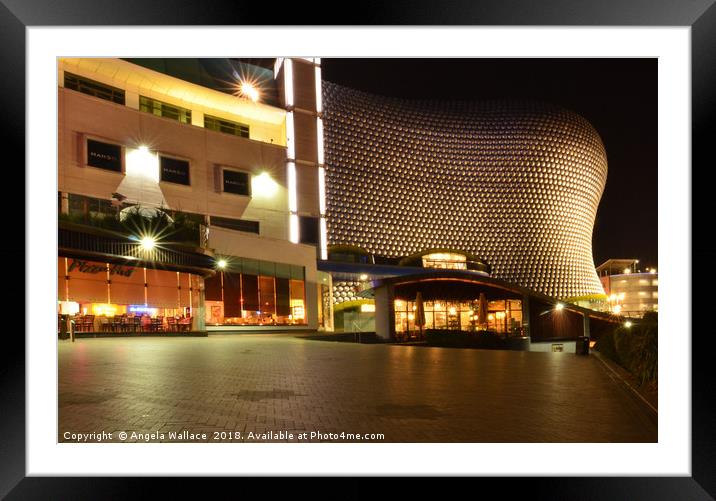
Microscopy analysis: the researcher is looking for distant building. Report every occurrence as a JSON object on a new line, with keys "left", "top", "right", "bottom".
{"left": 596, "top": 259, "right": 658, "bottom": 317}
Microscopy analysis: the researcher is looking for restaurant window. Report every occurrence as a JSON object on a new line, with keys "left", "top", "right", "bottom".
{"left": 204, "top": 114, "right": 250, "bottom": 138}
{"left": 139, "top": 95, "right": 192, "bottom": 124}
{"left": 394, "top": 296, "right": 523, "bottom": 335}
{"left": 202, "top": 259, "right": 306, "bottom": 326}
{"left": 64, "top": 72, "right": 125, "bottom": 105}
{"left": 57, "top": 257, "right": 194, "bottom": 332}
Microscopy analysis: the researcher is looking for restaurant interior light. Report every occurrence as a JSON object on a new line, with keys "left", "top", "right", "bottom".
{"left": 359, "top": 274, "right": 368, "bottom": 281}
{"left": 625, "top": 321, "right": 633, "bottom": 328}
{"left": 217, "top": 259, "right": 227, "bottom": 269}
{"left": 555, "top": 303, "right": 564, "bottom": 311}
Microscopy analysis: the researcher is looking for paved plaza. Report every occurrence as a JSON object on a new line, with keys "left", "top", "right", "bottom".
{"left": 58, "top": 334, "right": 657, "bottom": 443}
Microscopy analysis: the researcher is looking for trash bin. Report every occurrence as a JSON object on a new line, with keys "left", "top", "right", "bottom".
{"left": 58, "top": 314, "right": 70, "bottom": 340}
{"left": 576, "top": 336, "right": 590, "bottom": 355}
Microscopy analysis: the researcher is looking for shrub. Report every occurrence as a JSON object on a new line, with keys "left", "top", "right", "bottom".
{"left": 630, "top": 323, "right": 658, "bottom": 385}
{"left": 596, "top": 321, "right": 657, "bottom": 386}
{"left": 595, "top": 330, "right": 618, "bottom": 362}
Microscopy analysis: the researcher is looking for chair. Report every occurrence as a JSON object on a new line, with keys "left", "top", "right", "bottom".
{"left": 133, "top": 315, "right": 142, "bottom": 332}
{"left": 99, "top": 316, "right": 110, "bottom": 332}
{"left": 155, "top": 316, "right": 164, "bottom": 332}
{"left": 109, "top": 316, "right": 120, "bottom": 333}
{"left": 83, "top": 315, "right": 95, "bottom": 332}
{"left": 166, "top": 317, "right": 177, "bottom": 332}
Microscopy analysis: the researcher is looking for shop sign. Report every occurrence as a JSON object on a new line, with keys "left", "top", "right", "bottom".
{"left": 67, "top": 259, "right": 136, "bottom": 277}
{"left": 87, "top": 139, "right": 122, "bottom": 172}
{"left": 223, "top": 169, "right": 250, "bottom": 196}
{"left": 160, "top": 156, "right": 191, "bottom": 185}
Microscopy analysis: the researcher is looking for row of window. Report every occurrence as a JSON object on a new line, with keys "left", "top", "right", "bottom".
{"left": 61, "top": 192, "right": 260, "bottom": 236}
{"left": 85, "top": 137, "right": 252, "bottom": 196}
{"left": 65, "top": 72, "right": 250, "bottom": 139}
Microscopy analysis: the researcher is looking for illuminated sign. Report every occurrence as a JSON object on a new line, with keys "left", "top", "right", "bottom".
{"left": 87, "top": 139, "right": 122, "bottom": 172}
{"left": 160, "top": 156, "right": 190, "bottom": 185}
{"left": 67, "top": 259, "right": 136, "bottom": 277}
{"left": 223, "top": 169, "right": 250, "bottom": 196}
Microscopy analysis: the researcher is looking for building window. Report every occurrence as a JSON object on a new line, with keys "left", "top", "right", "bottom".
{"left": 203, "top": 259, "right": 305, "bottom": 326}
{"left": 394, "top": 298, "right": 522, "bottom": 335}
{"left": 299, "top": 216, "right": 320, "bottom": 245}
{"left": 64, "top": 72, "right": 125, "bottom": 105}
{"left": 204, "top": 115, "right": 250, "bottom": 138}
{"left": 86, "top": 139, "right": 123, "bottom": 172}
{"left": 210, "top": 216, "right": 259, "bottom": 235}
{"left": 422, "top": 252, "right": 468, "bottom": 270}
{"left": 139, "top": 96, "right": 192, "bottom": 124}
{"left": 159, "top": 156, "right": 191, "bottom": 185}
{"left": 222, "top": 169, "right": 251, "bottom": 196}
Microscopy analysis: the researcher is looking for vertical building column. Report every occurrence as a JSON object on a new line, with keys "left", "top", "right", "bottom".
{"left": 375, "top": 285, "right": 395, "bottom": 340}
{"left": 191, "top": 109, "right": 204, "bottom": 128}
{"left": 582, "top": 313, "right": 591, "bottom": 338}
{"left": 60, "top": 192, "right": 70, "bottom": 215}
{"left": 276, "top": 57, "right": 324, "bottom": 254}
{"left": 191, "top": 275, "right": 206, "bottom": 332}
{"left": 521, "top": 294, "right": 531, "bottom": 339}
{"left": 125, "top": 90, "right": 140, "bottom": 110}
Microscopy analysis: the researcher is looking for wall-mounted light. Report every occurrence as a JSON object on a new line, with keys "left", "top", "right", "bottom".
{"left": 239, "top": 81, "right": 260, "bottom": 102}
{"left": 126, "top": 146, "right": 159, "bottom": 182}
{"left": 251, "top": 172, "right": 279, "bottom": 197}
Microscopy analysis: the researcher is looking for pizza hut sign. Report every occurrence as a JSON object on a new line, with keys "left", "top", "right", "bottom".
{"left": 67, "top": 259, "right": 136, "bottom": 277}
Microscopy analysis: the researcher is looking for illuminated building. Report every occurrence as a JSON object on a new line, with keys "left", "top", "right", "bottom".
{"left": 322, "top": 82, "right": 607, "bottom": 301}
{"left": 57, "top": 57, "right": 619, "bottom": 347}
{"left": 597, "top": 259, "right": 658, "bottom": 317}
{"left": 57, "top": 58, "right": 320, "bottom": 332}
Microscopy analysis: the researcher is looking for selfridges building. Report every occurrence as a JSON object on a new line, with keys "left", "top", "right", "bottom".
{"left": 322, "top": 82, "right": 608, "bottom": 300}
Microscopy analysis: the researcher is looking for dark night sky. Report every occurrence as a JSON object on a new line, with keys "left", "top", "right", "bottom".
{"left": 321, "top": 58, "right": 657, "bottom": 270}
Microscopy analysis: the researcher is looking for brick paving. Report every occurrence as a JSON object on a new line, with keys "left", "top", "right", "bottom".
{"left": 58, "top": 334, "right": 657, "bottom": 443}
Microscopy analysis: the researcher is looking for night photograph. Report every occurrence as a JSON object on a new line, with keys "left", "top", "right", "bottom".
{"left": 56, "top": 57, "right": 658, "bottom": 445}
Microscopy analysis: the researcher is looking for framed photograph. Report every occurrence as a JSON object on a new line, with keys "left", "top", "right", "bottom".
{"left": 8, "top": 0, "right": 714, "bottom": 498}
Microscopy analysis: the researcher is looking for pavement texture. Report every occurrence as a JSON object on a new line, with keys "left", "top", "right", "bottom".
{"left": 58, "top": 334, "right": 657, "bottom": 443}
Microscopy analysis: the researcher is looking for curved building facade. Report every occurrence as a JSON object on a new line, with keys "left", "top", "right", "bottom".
{"left": 322, "top": 82, "right": 608, "bottom": 299}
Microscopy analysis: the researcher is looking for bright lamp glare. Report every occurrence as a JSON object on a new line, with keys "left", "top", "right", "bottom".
{"left": 625, "top": 321, "right": 633, "bottom": 328}
{"left": 240, "top": 81, "right": 259, "bottom": 102}
{"left": 251, "top": 172, "right": 279, "bottom": 197}
{"left": 140, "top": 236, "right": 156, "bottom": 251}
{"left": 217, "top": 259, "right": 227, "bottom": 269}
{"left": 555, "top": 303, "right": 564, "bottom": 311}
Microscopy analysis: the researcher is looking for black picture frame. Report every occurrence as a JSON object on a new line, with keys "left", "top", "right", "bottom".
{"left": 7, "top": 0, "right": 714, "bottom": 498}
